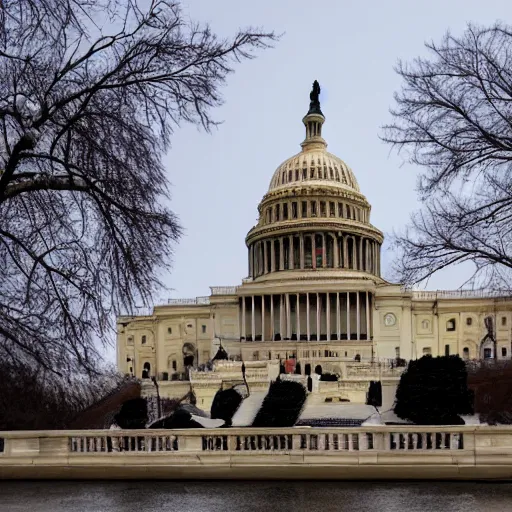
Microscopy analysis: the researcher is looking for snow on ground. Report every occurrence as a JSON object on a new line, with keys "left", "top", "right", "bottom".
{"left": 232, "top": 391, "right": 268, "bottom": 427}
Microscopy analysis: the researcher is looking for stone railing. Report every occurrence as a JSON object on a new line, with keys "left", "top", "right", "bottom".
{"left": 210, "top": 286, "right": 238, "bottom": 295}
{"left": 408, "top": 289, "right": 511, "bottom": 300}
{"left": 167, "top": 296, "right": 210, "bottom": 306}
{"left": 2, "top": 426, "right": 512, "bottom": 479}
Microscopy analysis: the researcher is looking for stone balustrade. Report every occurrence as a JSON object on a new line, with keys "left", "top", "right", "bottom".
{"left": 2, "top": 426, "right": 512, "bottom": 480}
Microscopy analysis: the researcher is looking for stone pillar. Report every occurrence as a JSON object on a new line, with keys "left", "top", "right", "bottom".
{"left": 289, "top": 235, "right": 294, "bottom": 269}
{"left": 326, "top": 292, "right": 331, "bottom": 341}
{"left": 307, "top": 292, "right": 311, "bottom": 341}
{"left": 286, "top": 293, "right": 291, "bottom": 339}
{"left": 271, "top": 239, "right": 276, "bottom": 273}
{"left": 251, "top": 295, "right": 255, "bottom": 341}
{"left": 336, "top": 292, "right": 341, "bottom": 340}
{"left": 333, "top": 234, "right": 339, "bottom": 268}
{"left": 279, "top": 295, "right": 284, "bottom": 339}
{"left": 356, "top": 292, "right": 360, "bottom": 341}
{"left": 343, "top": 238, "right": 348, "bottom": 269}
{"left": 242, "top": 297, "right": 246, "bottom": 339}
{"left": 270, "top": 294, "right": 274, "bottom": 341}
{"left": 312, "top": 234, "right": 317, "bottom": 270}
{"left": 279, "top": 238, "right": 284, "bottom": 270}
{"left": 262, "top": 295, "right": 265, "bottom": 342}
{"left": 300, "top": 233, "right": 305, "bottom": 269}
{"left": 297, "top": 293, "right": 301, "bottom": 341}
{"left": 316, "top": 293, "right": 321, "bottom": 340}
{"left": 359, "top": 237, "right": 363, "bottom": 270}
{"left": 249, "top": 245, "right": 253, "bottom": 277}
{"left": 263, "top": 241, "right": 268, "bottom": 274}
{"left": 347, "top": 292, "right": 351, "bottom": 340}
{"left": 366, "top": 291, "right": 370, "bottom": 340}
{"left": 322, "top": 233, "right": 326, "bottom": 268}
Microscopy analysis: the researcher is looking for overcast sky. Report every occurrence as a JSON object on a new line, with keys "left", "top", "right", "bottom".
{"left": 147, "top": 0, "right": 511, "bottom": 303}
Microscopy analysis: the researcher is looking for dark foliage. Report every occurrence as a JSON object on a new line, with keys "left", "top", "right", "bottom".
{"left": 252, "top": 380, "right": 307, "bottom": 428}
{"left": 0, "top": 359, "right": 131, "bottom": 430}
{"left": 0, "top": 0, "right": 277, "bottom": 377}
{"left": 305, "top": 364, "right": 311, "bottom": 376}
{"left": 114, "top": 398, "right": 148, "bottom": 429}
{"left": 394, "top": 355, "right": 474, "bottom": 425}
{"left": 366, "top": 381, "right": 382, "bottom": 408}
{"left": 319, "top": 372, "right": 338, "bottom": 381}
{"left": 382, "top": 23, "right": 512, "bottom": 289}
{"left": 279, "top": 362, "right": 286, "bottom": 374}
{"left": 210, "top": 388, "right": 243, "bottom": 426}
{"left": 307, "top": 376, "right": 312, "bottom": 392}
{"left": 295, "top": 362, "right": 302, "bottom": 375}
{"left": 314, "top": 365, "right": 322, "bottom": 375}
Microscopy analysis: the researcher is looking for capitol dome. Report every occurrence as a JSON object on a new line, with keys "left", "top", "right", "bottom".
{"left": 245, "top": 81, "right": 384, "bottom": 283}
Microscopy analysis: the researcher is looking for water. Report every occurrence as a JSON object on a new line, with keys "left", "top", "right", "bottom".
{"left": 0, "top": 481, "right": 511, "bottom": 511}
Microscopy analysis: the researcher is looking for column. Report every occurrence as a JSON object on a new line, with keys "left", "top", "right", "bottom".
{"left": 326, "top": 292, "right": 331, "bottom": 341}
{"left": 263, "top": 242, "right": 268, "bottom": 273}
{"left": 343, "top": 238, "right": 348, "bottom": 269}
{"left": 286, "top": 293, "right": 291, "bottom": 339}
{"left": 359, "top": 237, "right": 363, "bottom": 270}
{"left": 242, "top": 297, "right": 246, "bottom": 339}
{"left": 312, "top": 234, "right": 316, "bottom": 269}
{"left": 306, "top": 292, "right": 311, "bottom": 341}
{"left": 300, "top": 233, "right": 305, "bottom": 269}
{"left": 262, "top": 295, "right": 265, "bottom": 341}
{"left": 336, "top": 292, "right": 341, "bottom": 340}
{"left": 356, "top": 292, "right": 360, "bottom": 341}
{"left": 333, "top": 234, "right": 339, "bottom": 268}
{"left": 322, "top": 233, "right": 326, "bottom": 268}
{"left": 249, "top": 245, "right": 253, "bottom": 277}
{"left": 289, "top": 235, "right": 294, "bottom": 269}
{"left": 316, "top": 293, "right": 321, "bottom": 340}
{"left": 377, "top": 244, "right": 381, "bottom": 276}
{"left": 279, "top": 238, "right": 284, "bottom": 270}
{"left": 271, "top": 240, "right": 276, "bottom": 272}
{"left": 279, "top": 295, "right": 284, "bottom": 339}
{"left": 251, "top": 295, "right": 255, "bottom": 341}
{"left": 366, "top": 291, "right": 370, "bottom": 340}
{"left": 347, "top": 292, "right": 351, "bottom": 340}
{"left": 296, "top": 293, "right": 301, "bottom": 341}
{"left": 270, "top": 294, "right": 274, "bottom": 341}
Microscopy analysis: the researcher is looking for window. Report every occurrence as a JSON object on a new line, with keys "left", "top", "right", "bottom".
{"left": 141, "top": 335, "right": 147, "bottom": 344}
{"left": 311, "top": 201, "right": 317, "bottom": 217}
{"left": 172, "top": 360, "right": 177, "bottom": 371}
{"left": 395, "top": 347, "right": 400, "bottom": 358}
{"left": 463, "top": 347, "right": 469, "bottom": 359}
{"left": 466, "top": 317, "right": 472, "bottom": 326}
{"left": 201, "top": 325, "right": 206, "bottom": 334}
{"left": 167, "top": 327, "right": 172, "bottom": 335}
{"left": 329, "top": 202, "right": 336, "bottom": 217}
{"left": 301, "top": 201, "right": 307, "bottom": 218}
{"left": 338, "top": 203, "right": 343, "bottom": 217}
{"left": 292, "top": 202, "right": 298, "bottom": 219}
{"left": 502, "top": 317, "right": 507, "bottom": 327}
{"left": 422, "top": 347, "right": 432, "bottom": 356}
{"left": 275, "top": 204, "right": 280, "bottom": 221}
{"left": 127, "top": 336, "right": 134, "bottom": 345}
{"left": 421, "top": 319, "right": 430, "bottom": 330}
{"left": 320, "top": 201, "right": 326, "bottom": 217}
{"left": 503, "top": 347, "right": 507, "bottom": 357}
{"left": 445, "top": 344, "right": 450, "bottom": 356}
{"left": 484, "top": 348, "right": 492, "bottom": 359}
{"left": 283, "top": 203, "right": 288, "bottom": 219}
{"left": 446, "top": 319, "right": 456, "bottom": 332}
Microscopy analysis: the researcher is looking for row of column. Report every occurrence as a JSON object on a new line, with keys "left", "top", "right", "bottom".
{"left": 240, "top": 292, "right": 372, "bottom": 342}
{"left": 249, "top": 232, "right": 380, "bottom": 277}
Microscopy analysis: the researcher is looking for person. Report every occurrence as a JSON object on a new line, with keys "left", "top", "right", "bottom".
{"left": 109, "top": 415, "right": 123, "bottom": 452}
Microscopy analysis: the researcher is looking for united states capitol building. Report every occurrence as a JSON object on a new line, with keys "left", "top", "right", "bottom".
{"left": 117, "top": 82, "right": 512, "bottom": 409}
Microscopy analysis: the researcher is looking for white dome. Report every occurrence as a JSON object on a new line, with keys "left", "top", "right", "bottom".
{"left": 268, "top": 149, "right": 360, "bottom": 193}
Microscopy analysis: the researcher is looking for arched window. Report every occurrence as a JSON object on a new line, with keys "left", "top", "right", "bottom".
{"left": 463, "top": 347, "right": 470, "bottom": 360}
{"left": 141, "top": 335, "right": 147, "bottom": 344}
{"left": 421, "top": 320, "right": 430, "bottom": 330}
{"left": 142, "top": 362, "right": 151, "bottom": 379}
{"left": 304, "top": 236, "right": 312, "bottom": 269}
{"left": 315, "top": 234, "right": 323, "bottom": 268}
{"left": 354, "top": 354, "right": 361, "bottom": 362}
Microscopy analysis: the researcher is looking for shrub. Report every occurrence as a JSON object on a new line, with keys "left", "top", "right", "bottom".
{"left": 394, "top": 355, "right": 473, "bottom": 425}
{"left": 295, "top": 362, "right": 302, "bottom": 375}
{"left": 252, "top": 380, "right": 307, "bottom": 427}
{"left": 210, "top": 388, "right": 243, "bottom": 426}
{"left": 366, "top": 381, "right": 382, "bottom": 408}
{"left": 114, "top": 398, "right": 148, "bottom": 429}
{"left": 314, "top": 365, "right": 322, "bottom": 375}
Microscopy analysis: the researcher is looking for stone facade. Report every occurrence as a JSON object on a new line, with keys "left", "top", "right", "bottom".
{"left": 116, "top": 87, "right": 512, "bottom": 405}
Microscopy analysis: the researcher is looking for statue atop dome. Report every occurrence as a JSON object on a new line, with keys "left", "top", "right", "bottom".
{"left": 307, "top": 80, "right": 323, "bottom": 115}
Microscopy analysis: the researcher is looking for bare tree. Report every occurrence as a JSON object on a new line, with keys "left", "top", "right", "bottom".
{"left": 382, "top": 23, "right": 512, "bottom": 290}
{"left": 0, "top": 0, "right": 276, "bottom": 377}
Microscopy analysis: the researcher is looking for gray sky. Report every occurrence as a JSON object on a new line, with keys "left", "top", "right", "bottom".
{"left": 158, "top": 0, "right": 511, "bottom": 303}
